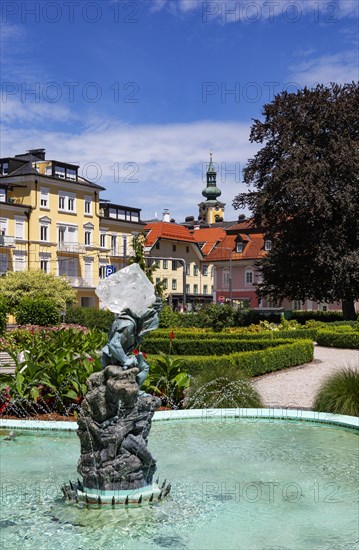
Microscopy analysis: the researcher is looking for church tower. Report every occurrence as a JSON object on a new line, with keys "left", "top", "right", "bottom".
{"left": 198, "top": 153, "right": 225, "bottom": 224}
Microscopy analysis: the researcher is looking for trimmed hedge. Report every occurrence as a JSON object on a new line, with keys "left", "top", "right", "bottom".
{"left": 148, "top": 340, "right": 314, "bottom": 377}
{"left": 316, "top": 330, "right": 359, "bottom": 349}
{"left": 65, "top": 307, "right": 115, "bottom": 332}
{"left": 290, "top": 310, "right": 346, "bottom": 323}
{"left": 143, "top": 337, "right": 298, "bottom": 356}
{"left": 145, "top": 329, "right": 318, "bottom": 341}
{"left": 15, "top": 297, "right": 61, "bottom": 326}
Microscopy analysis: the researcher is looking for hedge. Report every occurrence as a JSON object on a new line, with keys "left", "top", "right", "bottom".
{"left": 290, "top": 310, "right": 346, "bottom": 323}
{"left": 144, "top": 329, "right": 318, "bottom": 341}
{"left": 65, "top": 307, "right": 115, "bottom": 332}
{"left": 316, "top": 330, "right": 359, "bottom": 349}
{"left": 147, "top": 340, "right": 314, "bottom": 377}
{"left": 144, "top": 337, "right": 302, "bottom": 356}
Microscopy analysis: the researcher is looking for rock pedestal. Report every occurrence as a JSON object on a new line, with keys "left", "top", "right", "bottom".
{"left": 62, "top": 365, "right": 170, "bottom": 506}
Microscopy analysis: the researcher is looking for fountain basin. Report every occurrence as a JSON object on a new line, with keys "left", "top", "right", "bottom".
{"left": 1, "top": 409, "right": 358, "bottom": 550}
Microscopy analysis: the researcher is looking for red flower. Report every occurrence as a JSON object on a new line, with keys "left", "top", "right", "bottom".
{"left": 89, "top": 357, "right": 94, "bottom": 363}
{"left": 133, "top": 349, "right": 139, "bottom": 355}
{"left": 170, "top": 331, "right": 175, "bottom": 341}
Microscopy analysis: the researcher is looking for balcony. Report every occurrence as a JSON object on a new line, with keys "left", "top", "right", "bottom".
{"left": 0, "top": 235, "right": 15, "bottom": 247}
{"left": 57, "top": 242, "right": 85, "bottom": 254}
{"left": 65, "top": 276, "right": 99, "bottom": 288}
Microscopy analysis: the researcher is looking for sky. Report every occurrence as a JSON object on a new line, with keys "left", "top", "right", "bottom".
{"left": 1, "top": 0, "right": 358, "bottom": 222}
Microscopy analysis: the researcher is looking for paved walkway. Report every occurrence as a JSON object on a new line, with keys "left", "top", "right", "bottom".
{"left": 252, "top": 346, "right": 359, "bottom": 409}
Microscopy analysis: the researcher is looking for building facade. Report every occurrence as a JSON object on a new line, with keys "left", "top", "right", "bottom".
{"left": 0, "top": 149, "right": 145, "bottom": 307}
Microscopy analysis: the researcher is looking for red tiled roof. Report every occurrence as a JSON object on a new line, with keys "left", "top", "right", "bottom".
{"left": 190, "top": 227, "right": 226, "bottom": 256}
{"left": 145, "top": 222, "right": 198, "bottom": 247}
{"left": 206, "top": 232, "right": 266, "bottom": 262}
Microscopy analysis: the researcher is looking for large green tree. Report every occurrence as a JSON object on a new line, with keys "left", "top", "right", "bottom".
{"left": 0, "top": 270, "right": 76, "bottom": 313}
{"left": 233, "top": 83, "right": 359, "bottom": 320}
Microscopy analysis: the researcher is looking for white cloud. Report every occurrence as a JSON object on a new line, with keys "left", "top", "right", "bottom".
{"left": 289, "top": 51, "right": 359, "bottom": 87}
{"left": 1, "top": 120, "right": 257, "bottom": 221}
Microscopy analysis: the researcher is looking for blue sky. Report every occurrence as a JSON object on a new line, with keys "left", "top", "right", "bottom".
{"left": 1, "top": 0, "right": 358, "bottom": 221}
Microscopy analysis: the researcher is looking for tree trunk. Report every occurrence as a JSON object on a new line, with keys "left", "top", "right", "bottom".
{"left": 342, "top": 299, "right": 357, "bottom": 321}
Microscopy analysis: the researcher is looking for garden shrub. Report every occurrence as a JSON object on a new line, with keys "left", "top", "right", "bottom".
{"left": 316, "top": 330, "right": 359, "bottom": 349}
{"left": 15, "top": 297, "right": 61, "bottom": 326}
{"left": 158, "top": 305, "right": 181, "bottom": 328}
{"left": 148, "top": 340, "right": 314, "bottom": 377}
{"left": 0, "top": 297, "right": 7, "bottom": 336}
{"left": 65, "top": 307, "right": 115, "bottom": 332}
{"left": 313, "top": 368, "right": 359, "bottom": 416}
{"left": 290, "top": 310, "right": 345, "bottom": 324}
{"left": 144, "top": 328, "right": 318, "bottom": 342}
{"left": 185, "top": 364, "right": 263, "bottom": 409}
{"left": 0, "top": 325, "right": 107, "bottom": 416}
{"left": 143, "top": 337, "right": 297, "bottom": 356}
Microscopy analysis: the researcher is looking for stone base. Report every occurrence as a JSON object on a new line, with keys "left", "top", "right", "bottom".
{"left": 61, "top": 479, "right": 171, "bottom": 507}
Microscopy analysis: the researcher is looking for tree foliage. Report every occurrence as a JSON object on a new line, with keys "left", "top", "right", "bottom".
{"left": 127, "top": 233, "right": 165, "bottom": 297}
{"left": 233, "top": 83, "right": 359, "bottom": 320}
{"left": 0, "top": 270, "right": 76, "bottom": 313}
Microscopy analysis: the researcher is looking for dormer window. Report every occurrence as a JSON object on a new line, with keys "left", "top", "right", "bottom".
{"left": 236, "top": 241, "right": 244, "bottom": 253}
{"left": 265, "top": 240, "right": 272, "bottom": 251}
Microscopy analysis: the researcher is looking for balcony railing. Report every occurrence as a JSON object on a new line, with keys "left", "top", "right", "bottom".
{"left": 0, "top": 235, "right": 15, "bottom": 247}
{"left": 57, "top": 242, "right": 85, "bottom": 254}
{"left": 65, "top": 276, "right": 99, "bottom": 288}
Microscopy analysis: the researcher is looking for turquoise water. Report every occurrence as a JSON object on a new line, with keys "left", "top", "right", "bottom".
{"left": 0, "top": 419, "right": 358, "bottom": 550}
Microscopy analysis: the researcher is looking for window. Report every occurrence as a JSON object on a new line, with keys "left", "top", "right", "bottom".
{"left": 111, "top": 235, "right": 117, "bottom": 254}
{"left": 236, "top": 242, "right": 244, "bottom": 253}
{"left": 194, "top": 265, "right": 198, "bottom": 276}
{"left": 203, "top": 265, "right": 208, "bottom": 276}
{"left": 58, "top": 227, "right": 65, "bottom": 245}
{"left": 40, "top": 188, "right": 49, "bottom": 209}
{"left": 246, "top": 271, "right": 253, "bottom": 284}
{"left": 172, "top": 260, "right": 177, "bottom": 270}
{"left": 122, "top": 236, "right": 127, "bottom": 258}
{"left": 194, "top": 284, "right": 198, "bottom": 294}
{"left": 0, "top": 163, "right": 9, "bottom": 175}
{"left": 223, "top": 271, "right": 230, "bottom": 285}
{"left": 0, "top": 253, "right": 8, "bottom": 275}
{"left": 100, "top": 233, "right": 106, "bottom": 248}
{"left": 163, "top": 259, "right": 168, "bottom": 269}
{"left": 58, "top": 195, "right": 65, "bottom": 209}
{"left": 54, "top": 166, "right": 65, "bottom": 178}
{"left": 172, "top": 279, "right": 177, "bottom": 290}
{"left": 203, "top": 285, "right": 208, "bottom": 294}
{"left": 58, "top": 192, "right": 76, "bottom": 212}
{"left": 84, "top": 197, "right": 92, "bottom": 215}
{"left": 0, "top": 189, "right": 6, "bottom": 202}
{"left": 186, "top": 246, "right": 189, "bottom": 253}
{"left": 13, "top": 252, "right": 26, "bottom": 272}
{"left": 172, "top": 245, "right": 176, "bottom": 252}
{"left": 67, "top": 168, "right": 76, "bottom": 181}
{"left": 186, "top": 264, "right": 190, "bottom": 275}
{"left": 265, "top": 240, "right": 272, "bottom": 251}
{"left": 85, "top": 231, "right": 91, "bottom": 246}
{"left": 40, "top": 225, "right": 48, "bottom": 242}
{"left": 156, "top": 278, "right": 161, "bottom": 285}
{"left": 186, "top": 284, "right": 190, "bottom": 294}
{"left": 293, "top": 300, "right": 302, "bottom": 310}
{"left": 163, "top": 278, "right": 168, "bottom": 289}
{"left": 40, "top": 259, "right": 49, "bottom": 273}
{"left": 155, "top": 241, "right": 160, "bottom": 249}
{"left": 15, "top": 218, "right": 25, "bottom": 240}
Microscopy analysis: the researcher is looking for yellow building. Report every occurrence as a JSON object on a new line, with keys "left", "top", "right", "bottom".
{"left": 0, "top": 148, "right": 145, "bottom": 307}
{"left": 144, "top": 219, "right": 214, "bottom": 311}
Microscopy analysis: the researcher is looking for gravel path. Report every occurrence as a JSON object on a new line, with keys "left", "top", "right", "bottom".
{"left": 252, "top": 346, "right": 359, "bottom": 409}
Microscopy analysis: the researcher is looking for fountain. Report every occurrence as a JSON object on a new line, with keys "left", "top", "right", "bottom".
{"left": 62, "top": 263, "right": 171, "bottom": 506}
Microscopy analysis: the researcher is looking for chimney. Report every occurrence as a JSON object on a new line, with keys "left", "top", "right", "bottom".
{"left": 162, "top": 209, "right": 170, "bottom": 223}
{"left": 28, "top": 148, "right": 46, "bottom": 160}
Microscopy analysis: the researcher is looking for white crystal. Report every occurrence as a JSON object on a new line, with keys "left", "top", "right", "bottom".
{"left": 95, "top": 263, "right": 156, "bottom": 315}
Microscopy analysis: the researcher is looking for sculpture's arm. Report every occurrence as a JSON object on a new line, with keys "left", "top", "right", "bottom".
{"left": 107, "top": 331, "right": 131, "bottom": 365}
